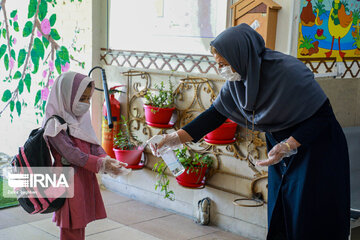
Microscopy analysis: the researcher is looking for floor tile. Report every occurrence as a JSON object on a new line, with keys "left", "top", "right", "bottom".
{"left": 0, "top": 210, "right": 26, "bottom": 229}
{"left": 0, "top": 205, "right": 52, "bottom": 223}
{"left": 191, "top": 230, "right": 249, "bottom": 240}
{"left": 29, "top": 218, "right": 59, "bottom": 237}
{"left": 100, "top": 188, "right": 131, "bottom": 206}
{"left": 87, "top": 226, "right": 160, "bottom": 240}
{"left": 29, "top": 218, "right": 124, "bottom": 237}
{"left": 106, "top": 200, "right": 172, "bottom": 225}
{"left": 131, "top": 214, "right": 218, "bottom": 240}
{"left": 0, "top": 223, "right": 57, "bottom": 239}
{"left": 86, "top": 218, "right": 125, "bottom": 235}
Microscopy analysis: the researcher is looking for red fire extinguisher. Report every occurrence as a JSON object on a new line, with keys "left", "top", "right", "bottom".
{"left": 101, "top": 85, "right": 124, "bottom": 158}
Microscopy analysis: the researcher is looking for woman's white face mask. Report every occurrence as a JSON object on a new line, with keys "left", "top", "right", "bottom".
{"left": 219, "top": 66, "right": 241, "bottom": 81}
{"left": 73, "top": 102, "right": 90, "bottom": 116}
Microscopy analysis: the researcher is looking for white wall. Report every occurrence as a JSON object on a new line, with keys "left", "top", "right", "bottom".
{"left": 0, "top": 0, "right": 93, "bottom": 156}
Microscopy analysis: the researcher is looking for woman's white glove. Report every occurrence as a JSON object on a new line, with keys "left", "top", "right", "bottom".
{"left": 148, "top": 132, "right": 181, "bottom": 157}
{"left": 99, "top": 156, "right": 131, "bottom": 177}
{"left": 256, "top": 140, "right": 297, "bottom": 167}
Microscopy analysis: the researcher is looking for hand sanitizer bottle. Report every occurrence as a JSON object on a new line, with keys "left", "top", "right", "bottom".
{"left": 147, "top": 135, "right": 185, "bottom": 177}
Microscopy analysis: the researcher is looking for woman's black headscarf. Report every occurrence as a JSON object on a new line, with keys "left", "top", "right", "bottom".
{"left": 211, "top": 24, "right": 327, "bottom": 132}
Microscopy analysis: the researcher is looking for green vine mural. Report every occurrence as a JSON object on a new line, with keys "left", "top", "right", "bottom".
{"left": 0, "top": 0, "right": 85, "bottom": 123}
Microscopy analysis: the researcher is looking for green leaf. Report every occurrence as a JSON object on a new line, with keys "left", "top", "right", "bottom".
{"left": 42, "top": 36, "right": 49, "bottom": 48}
{"left": 10, "top": 10, "right": 18, "bottom": 18}
{"left": 13, "top": 71, "right": 22, "bottom": 79}
{"left": 16, "top": 101, "right": 21, "bottom": 117}
{"left": 10, "top": 49, "right": 16, "bottom": 60}
{"left": 57, "top": 46, "right": 69, "bottom": 63}
{"left": 24, "top": 74, "right": 31, "bottom": 92}
{"left": 42, "top": 100, "right": 46, "bottom": 113}
{"left": 31, "top": 50, "right": 39, "bottom": 74}
{"left": 33, "top": 38, "right": 45, "bottom": 59}
{"left": 38, "top": 0, "right": 48, "bottom": 21}
{"left": 28, "top": 0, "right": 37, "bottom": 19}
{"left": 10, "top": 101, "right": 15, "bottom": 112}
{"left": 34, "top": 90, "right": 41, "bottom": 106}
{"left": 0, "top": 44, "right": 6, "bottom": 59}
{"left": 1, "top": 90, "right": 12, "bottom": 102}
{"left": 23, "top": 21, "right": 33, "bottom": 37}
{"left": 2, "top": 29, "right": 6, "bottom": 38}
{"left": 50, "top": 29, "right": 60, "bottom": 40}
{"left": 55, "top": 56, "right": 61, "bottom": 74}
{"left": 18, "top": 49, "right": 26, "bottom": 68}
{"left": 49, "top": 14, "right": 56, "bottom": 26}
{"left": 18, "top": 80, "right": 24, "bottom": 95}
{"left": 14, "top": 22, "right": 19, "bottom": 32}
{"left": 30, "top": 38, "right": 44, "bottom": 74}
{"left": 4, "top": 54, "right": 9, "bottom": 70}
{"left": 9, "top": 35, "right": 13, "bottom": 47}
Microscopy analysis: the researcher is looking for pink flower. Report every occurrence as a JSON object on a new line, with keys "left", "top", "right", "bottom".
{"left": 41, "top": 19, "right": 51, "bottom": 35}
{"left": 49, "top": 78, "right": 54, "bottom": 86}
{"left": 9, "top": 57, "right": 15, "bottom": 69}
{"left": 29, "top": 61, "right": 33, "bottom": 69}
{"left": 61, "top": 62, "right": 70, "bottom": 72}
{"left": 37, "top": 30, "right": 42, "bottom": 38}
{"left": 13, "top": 37, "right": 17, "bottom": 45}
{"left": 49, "top": 60, "right": 54, "bottom": 72}
{"left": 42, "top": 70, "right": 47, "bottom": 78}
{"left": 14, "top": 14, "right": 18, "bottom": 21}
{"left": 41, "top": 87, "right": 49, "bottom": 100}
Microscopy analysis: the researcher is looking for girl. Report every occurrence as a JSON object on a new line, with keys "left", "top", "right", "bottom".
{"left": 42, "top": 71, "right": 127, "bottom": 240}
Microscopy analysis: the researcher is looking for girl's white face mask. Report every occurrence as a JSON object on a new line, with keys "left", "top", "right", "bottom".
{"left": 219, "top": 66, "right": 241, "bottom": 81}
{"left": 73, "top": 102, "right": 90, "bottom": 116}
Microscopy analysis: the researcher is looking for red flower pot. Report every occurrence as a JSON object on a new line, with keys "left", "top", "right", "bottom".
{"left": 176, "top": 165, "right": 208, "bottom": 186}
{"left": 113, "top": 146, "right": 144, "bottom": 166}
{"left": 144, "top": 105, "right": 175, "bottom": 124}
{"left": 205, "top": 119, "right": 237, "bottom": 140}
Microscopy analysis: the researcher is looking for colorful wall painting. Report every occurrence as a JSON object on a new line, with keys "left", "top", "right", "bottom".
{"left": 297, "top": 0, "right": 360, "bottom": 61}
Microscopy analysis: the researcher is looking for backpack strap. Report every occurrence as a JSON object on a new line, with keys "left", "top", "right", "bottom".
{"left": 44, "top": 115, "right": 70, "bottom": 135}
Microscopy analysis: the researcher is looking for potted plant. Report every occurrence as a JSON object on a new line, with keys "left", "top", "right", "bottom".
{"left": 204, "top": 119, "right": 237, "bottom": 144}
{"left": 174, "top": 147, "right": 213, "bottom": 188}
{"left": 113, "top": 116, "right": 144, "bottom": 167}
{"left": 143, "top": 81, "right": 175, "bottom": 126}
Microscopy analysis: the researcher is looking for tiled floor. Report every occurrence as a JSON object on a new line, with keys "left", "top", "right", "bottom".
{"left": 0, "top": 188, "right": 248, "bottom": 240}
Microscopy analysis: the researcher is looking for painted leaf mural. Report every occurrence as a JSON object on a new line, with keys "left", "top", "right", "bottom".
{"left": 0, "top": 0, "right": 85, "bottom": 123}
{"left": 298, "top": 0, "right": 360, "bottom": 60}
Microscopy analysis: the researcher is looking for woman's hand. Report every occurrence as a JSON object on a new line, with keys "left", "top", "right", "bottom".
{"left": 148, "top": 129, "right": 193, "bottom": 156}
{"left": 256, "top": 137, "right": 300, "bottom": 167}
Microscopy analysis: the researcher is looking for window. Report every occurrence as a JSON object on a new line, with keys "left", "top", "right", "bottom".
{"left": 108, "top": 0, "right": 228, "bottom": 55}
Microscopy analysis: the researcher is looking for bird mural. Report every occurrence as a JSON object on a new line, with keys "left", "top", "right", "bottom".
{"left": 300, "top": 0, "right": 316, "bottom": 26}
{"left": 325, "top": 0, "right": 353, "bottom": 58}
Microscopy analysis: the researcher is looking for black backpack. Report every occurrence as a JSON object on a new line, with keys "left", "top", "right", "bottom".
{"left": 11, "top": 115, "right": 69, "bottom": 214}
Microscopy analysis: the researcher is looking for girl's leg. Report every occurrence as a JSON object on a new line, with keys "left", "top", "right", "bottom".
{"left": 60, "top": 227, "right": 85, "bottom": 240}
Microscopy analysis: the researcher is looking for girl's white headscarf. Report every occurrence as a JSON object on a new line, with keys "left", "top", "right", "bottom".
{"left": 42, "top": 71, "right": 100, "bottom": 145}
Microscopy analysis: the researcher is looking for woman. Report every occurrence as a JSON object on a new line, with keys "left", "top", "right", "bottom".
{"left": 150, "top": 24, "right": 350, "bottom": 239}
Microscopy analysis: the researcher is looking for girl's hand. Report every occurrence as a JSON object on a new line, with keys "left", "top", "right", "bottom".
{"left": 100, "top": 157, "right": 131, "bottom": 177}
{"left": 105, "top": 158, "right": 122, "bottom": 171}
